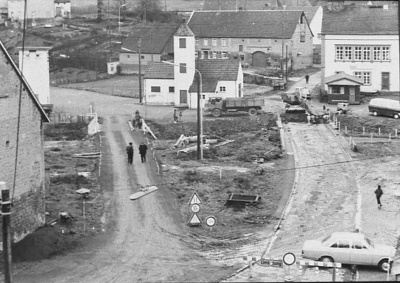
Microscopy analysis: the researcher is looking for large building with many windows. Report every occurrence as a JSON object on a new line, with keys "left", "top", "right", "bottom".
{"left": 321, "top": 4, "right": 398, "bottom": 93}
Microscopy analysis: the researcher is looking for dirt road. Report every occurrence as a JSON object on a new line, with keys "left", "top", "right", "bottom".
{"left": 13, "top": 88, "right": 235, "bottom": 282}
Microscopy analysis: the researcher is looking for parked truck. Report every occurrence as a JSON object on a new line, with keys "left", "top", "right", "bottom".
{"left": 204, "top": 97, "right": 265, "bottom": 117}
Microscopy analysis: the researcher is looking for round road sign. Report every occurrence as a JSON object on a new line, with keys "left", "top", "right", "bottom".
{"left": 283, "top": 252, "right": 296, "bottom": 266}
{"left": 191, "top": 204, "right": 200, "bottom": 213}
{"left": 205, "top": 216, "right": 216, "bottom": 227}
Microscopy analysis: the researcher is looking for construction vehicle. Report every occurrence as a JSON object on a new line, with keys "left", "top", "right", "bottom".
{"left": 204, "top": 97, "right": 265, "bottom": 117}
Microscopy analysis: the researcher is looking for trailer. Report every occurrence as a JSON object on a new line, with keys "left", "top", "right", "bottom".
{"left": 204, "top": 97, "right": 265, "bottom": 117}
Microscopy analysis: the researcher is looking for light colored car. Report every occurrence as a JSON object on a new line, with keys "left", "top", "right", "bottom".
{"left": 302, "top": 232, "right": 395, "bottom": 272}
{"left": 295, "top": 87, "right": 311, "bottom": 100}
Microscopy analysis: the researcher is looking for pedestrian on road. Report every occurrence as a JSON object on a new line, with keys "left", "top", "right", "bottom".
{"left": 173, "top": 109, "right": 178, "bottom": 123}
{"left": 126, "top": 142, "right": 134, "bottom": 164}
{"left": 139, "top": 141, "right": 148, "bottom": 163}
{"left": 179, "top": 111, "right": 183, "bottom": 122}
{"left": 305, "top": 74, "right": 310, "bottom": 84}
{"left": 375, "top": 185, "right": 383, "bottom": 208}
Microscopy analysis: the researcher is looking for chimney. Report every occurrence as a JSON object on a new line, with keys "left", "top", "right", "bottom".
{"left": 282, "top": 4, "right": 287, "bottom": 10}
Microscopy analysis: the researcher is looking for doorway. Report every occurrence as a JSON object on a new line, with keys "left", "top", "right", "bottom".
{"left": 381, "top": 72, "right": 390, "bottom": 91}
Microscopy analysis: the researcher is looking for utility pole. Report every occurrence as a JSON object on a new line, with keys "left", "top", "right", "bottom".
{"left": 285, "top": 43, "right": 288, "bottom": 82}
{"left": 138, "top": 37, "right": 142, "bottom": 103}
{"left": 281, "top": 22, "right": 284, "bottom": 79}
{"left": 398, "top": 2, "right": 400, "bottom": 102}
{"left": 1, "top": 181, "right": 13, "bottom": 283}
{"left": 197, "top": 70, "right": 201, "bottom": 160}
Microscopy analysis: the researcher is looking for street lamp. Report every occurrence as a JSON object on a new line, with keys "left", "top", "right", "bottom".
{"left": 119, "top": 3, "right": 127, "bottom": 33}
{"left": 121, "top": 45, "right": 142, "bottom": 103}
{"left": 162, "top": 61, "right": 203, "bottom": 160}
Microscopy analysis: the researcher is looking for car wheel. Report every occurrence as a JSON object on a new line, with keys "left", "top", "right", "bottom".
{"left": 378, "top": 259, "right": 390, "bottom": 272}
{"left": 394, "top": 114, "right": 399, "bottom": 119}
{"left": 248, "top": 108, "right": 257, "bottom": 116}
{"left": 320, "top": 256, "right": 334, "bottom": 263}
{"left": 212, "top": 108, "right": 221, "bottom": 117}
{"left": 373, "top": 111, "right": 378, "bottom": 116}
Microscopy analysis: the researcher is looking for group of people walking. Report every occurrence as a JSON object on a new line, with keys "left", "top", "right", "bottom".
{"left": 126, "top": 141, "right": 148, "bottom": 164}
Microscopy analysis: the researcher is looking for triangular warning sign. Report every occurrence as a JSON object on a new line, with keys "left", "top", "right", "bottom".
{"left": 188, "top": 192, "right": 202, "bottom": 206}
{"left": 189, "top": 213, "right": 201, "bottom": 225}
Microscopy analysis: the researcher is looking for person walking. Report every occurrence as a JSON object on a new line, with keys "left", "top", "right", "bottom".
{"left": 375, "top": 185, "right": 383, "bottom": 208}
{"left": 305, "top": 74, "right": 309, "bottom": 84}
{"left": 173, "top": 109, "right": 178, "bottom": 123}
{"left": 126, "top": 142, "right": 134, "bottom": 164}
{"left": 139, "top": 141, "right": 148, "bottom": 163}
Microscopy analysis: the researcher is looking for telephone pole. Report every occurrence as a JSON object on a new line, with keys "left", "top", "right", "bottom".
{"left": 138, "top": 37, "right": 142, "bottom": 104}
{"left": 1, "top": 181, "right": 13, "bottom": 283}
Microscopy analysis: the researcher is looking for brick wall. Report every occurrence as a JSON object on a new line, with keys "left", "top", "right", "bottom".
{"left": 0, "top": 51, "right": 46, "bottom": 244}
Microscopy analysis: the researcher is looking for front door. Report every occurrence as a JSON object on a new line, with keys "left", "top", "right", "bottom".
{"left": 349, "top": 87, "right": 356, "bottom": 104}
{"left": 180, "top": 90, "right": 187, "bottom": 104}
{"left": 381, "top": 72, "right": 390, "bottom": 91}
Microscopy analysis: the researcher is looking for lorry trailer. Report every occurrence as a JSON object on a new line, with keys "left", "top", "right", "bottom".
{"left": 204, "top": 97, "right": 265, "bottom": 117}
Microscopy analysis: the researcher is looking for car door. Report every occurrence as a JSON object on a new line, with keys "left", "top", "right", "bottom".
{"left": 350, "top": 240, "right": 373, "bottom": 265}
{"left": 330, "top": 239, "right": 351, "bottom": 264}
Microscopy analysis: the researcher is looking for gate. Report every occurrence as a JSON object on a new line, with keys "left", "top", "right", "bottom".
{"left": 252, "top": 51, "right": 267, "bottom": 68}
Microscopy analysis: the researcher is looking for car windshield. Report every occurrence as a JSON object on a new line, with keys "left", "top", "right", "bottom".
{"left": 322, "top": 235, "right": 332, "bottom": 244}
{"left": 365, "top": 237, "right": 374, "bottom": 248}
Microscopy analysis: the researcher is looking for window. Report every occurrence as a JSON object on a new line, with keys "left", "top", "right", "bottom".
{"left": 219, "top": 86, "right": 226, "bottom": 92}
{"left": 221, "top": 38, "right": 227, "bottom": 47}
{"left": 354, "top": 71, "right": 371, "bottom": 85}
{"left": 330, "top": 242, "right": 338, "bottom": 248}
{"left": 212, "top": 38, "right": 217, "bottom": 46}
{"left": 300, "top": 31, "right": 305, "bottom": 42}
{"left": 363, "top": 47, "right": 370, "bottom": 60}
{"left": 221, "top": 52, "right": 227, "bottom": 59}
{"left": 141, "top": 55, "right": 145, "bottom": 59}
{"left": 382, "top": 47, "right": 390, "bottom": 60}
{"left": 212, "top": 51, "right": 217, "bottom": 59}
{"left": 204, "top": 38, "right": 208, "bottom": 46}
{"left": 336, "top": 46, "right": 343, "bottom": 60}
{"left": 200, "top": 51, "right": 204, "bottom": 59}
{"left": 180, "top": 63, "right": 186, "bottom": 73}
{"left": 354, "top": 46, "right": 362, "bottom": 60}
{"left": 344, "top": 46, "right": 352, "bottom": 60}
{"left": 317, "top": 33, "right": 321, "bottom": 39}
{"left": 239, "top": 45, "right": 243, "bottom": 52}
{"left": 338, "top": 240, "right": 350, "bottom": 249}
{"left": 352, "top": 241, "right": 368, "bottom": 249}
{"left": 332, "top": 86, "right": 341, "bottom": 94}
{"left": 195, "top": 50, "right": 198, "bottom": 58}
{"left": 179, "top": 38, "right": 186, "bottom": 48}
{"left": 373, "top": 47, "right": 380, "bottom": 61}
{"left": 127, "top": 55, "right": 130, "bottom": 58}
{"left": 195, "top": 39, "right": 199, "bottom": 46}
{"left": 169, "top": 87, "right": 174, "bottom": 93}
{"left": 151, "top": 86, "right": 161, "bottom": 92}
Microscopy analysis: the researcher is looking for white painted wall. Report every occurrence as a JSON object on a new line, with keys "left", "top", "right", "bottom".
{"left": 324, "top": 34, "right": 399, "bottom": 92}
{"left": 107, "top": 61, "right": 119, "bottom": 75}
{"left": 144, "top": 78, "right": 175, "bottom": 105}
{"left": 310, "top": 6, "right": 323, "bottom": 46}
{"left": 8, "top": 0, "right": 55, "bottom": 20}
{"left": 55, "top": 2, "right": 71, "bottom": 18}
{"left": 19, "top": 48, "right": 50, "bottom": 104}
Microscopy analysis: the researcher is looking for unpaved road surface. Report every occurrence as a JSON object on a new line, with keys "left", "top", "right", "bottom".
{"left": 13, "top": 88, "right": 235, "bottom": 282}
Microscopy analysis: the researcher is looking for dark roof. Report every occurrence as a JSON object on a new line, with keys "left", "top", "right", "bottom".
{"left": 0, "top": 41, "right": 50, "bottom": 122}
{"left": 325, "top": 72, "right": 363, "bottom": 85}
{"left": 202, "top": 0, "right": 312, "bottom": 10}
{"left": 322, "top": 5, "right": 398, "bottom": 35}
{"left": 189, "top": 10, "right": 304, "bottom": 38}
{"left": 189, "top": 59, "right": 240, "bottom": 92}
{"left": 55, "top": 0, "right": 71, "bottom": 3}
{"left": 279, "top": 6, "right": 319, "bottom": 20}
{"left": 175, "top": 21, "right": 195, "bottom": 36}
{"left": 144, "top": 62, "right": 174, "bottom": 79}
{"left": 122, "top": 24, "right": 179, "bottom": 54}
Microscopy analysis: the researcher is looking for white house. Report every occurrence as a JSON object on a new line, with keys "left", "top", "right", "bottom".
{"left": 8, "top": 0, "right": 55, "bottom": 20}
{"left": 17, "top": 46, "right": 51, "bottom": 108}
{"left": 55, "top": 0, "right": 71, "bottom": 18}
{"left": 321, "top": 4, "right": 398, "bottom": 93}
{"left": 144, "top": 20, "right": 243, "bottom": 109}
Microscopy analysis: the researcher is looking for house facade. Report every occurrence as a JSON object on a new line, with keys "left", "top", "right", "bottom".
{"left": 143, "top": 21, "right": 243, "bottom": 109}
{"left": 17, "top": 46, "right": 51, "bottom": 107}
{"left": 119, "top": 25, "right": 178, "bottom": 74}
{"left": 188, "top": 10, "right": 314, "bottom": 70}
{"left": 324, "top": 72, "right": 363, "bottom": 104}
{"left": 55, "top": 0, "right": 71, "bottom": 18}
{"left": 8, "top": 0, "right": 55, "bottom": 20}
{"left": 0, "top": 40, "right": 50, "bottom": 244}
{"left": 321, "top": 5, "right": 399, "bottom": 93}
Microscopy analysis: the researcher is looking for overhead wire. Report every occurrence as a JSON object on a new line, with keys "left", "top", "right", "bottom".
{"left": 12, "top": 0, "right": 28, "bottom": 203}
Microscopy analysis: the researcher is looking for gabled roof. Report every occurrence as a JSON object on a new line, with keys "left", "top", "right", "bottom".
{"left": 0, "top": 41, "right": 50, "bottom": 122}
{"left": 322, "top": 5, "right": 397, "bottom": 35}
{"left": 325, "top": 72, "right": 363, "bottom": 85}
{"left": 189, "top": 59, "right": 240, "bottom": 92}
{"left": 144, "top": 62, "right": 174, "bottom": 79}
{"left": 122, "top": 24, "right": 179, "bottom": 54}
{"left": 175, "top": 21, "right": 194, "bottom": 36}
{"left": 189, "top": 10, "right": 305, "bottom": 38}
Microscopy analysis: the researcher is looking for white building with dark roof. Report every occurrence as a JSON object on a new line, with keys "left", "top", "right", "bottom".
{"left": 321, "top": 4, "right": 399, "bottom": 93}
{"left": 144, "top": 21, "right": 243, "bottom": 108}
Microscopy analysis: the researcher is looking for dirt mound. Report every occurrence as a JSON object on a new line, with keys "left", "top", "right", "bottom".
{"left": 11, "top": 226, "right": 80, "bottom": 262}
